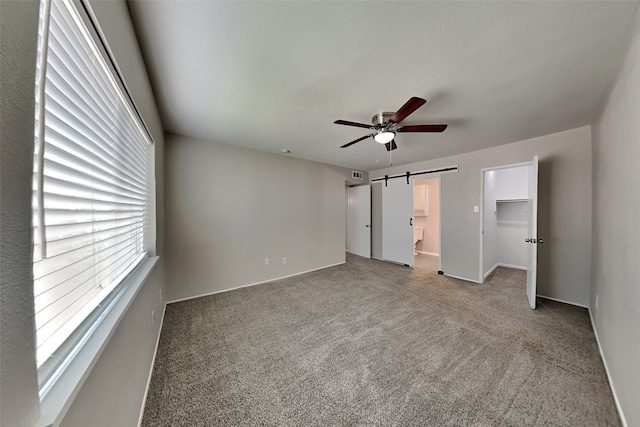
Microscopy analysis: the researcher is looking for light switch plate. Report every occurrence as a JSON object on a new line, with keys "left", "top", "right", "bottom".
{"left": 473, "top": 206, "right": 479, "bottom": 213}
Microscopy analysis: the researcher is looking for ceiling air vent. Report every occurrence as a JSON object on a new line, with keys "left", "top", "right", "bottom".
{"left": 352, "top": 170, "right": 364, "bottom": 180}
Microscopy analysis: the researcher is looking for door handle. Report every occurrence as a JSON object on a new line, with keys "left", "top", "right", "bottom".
{"left": 365, "top": 225, "right": 370, "bottom": 228}
{"left": 526, "top": 238, "right": 544, "bottom": 244}
{"left": 410, "top": 218, "right": 413, "bottom": 226}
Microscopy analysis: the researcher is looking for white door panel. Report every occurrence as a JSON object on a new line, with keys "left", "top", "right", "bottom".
{"left": 526, "top": 156, "right": 539, "bottom": 309}
{"left": 382, "top": 178, "right": 414, "bottom": 266}
{"left": 348, "top": 185, "right": 371, "bottom": 258}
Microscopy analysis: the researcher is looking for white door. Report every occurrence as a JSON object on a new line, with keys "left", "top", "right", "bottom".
{"left": 348, "top": 185, "right": 371, "bottom": 258}
{"left": 382, "top": 178, "right": 414, "bottom": 266}
{"left": 526, "top": 156, "right": 539, "bottom": 309}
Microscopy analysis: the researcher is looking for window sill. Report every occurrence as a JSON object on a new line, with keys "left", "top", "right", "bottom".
{"left": 35, "top": 256, "right": 159, "bottom": 427}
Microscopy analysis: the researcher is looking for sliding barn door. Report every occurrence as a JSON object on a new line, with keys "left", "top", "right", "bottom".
{"left": 382, "top": 178, "right": 414, "bottom": 266}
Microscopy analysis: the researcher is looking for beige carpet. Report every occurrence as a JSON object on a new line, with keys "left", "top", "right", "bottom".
{"left": 142, "top": 254, "right": 619, "bottom": 426}
{"left": 413, "top": 253, "right": 439, "bottom": 272}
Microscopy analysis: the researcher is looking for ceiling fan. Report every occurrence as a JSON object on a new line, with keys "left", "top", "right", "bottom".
{"left": 334, "top": 97, "right": 447, "bottom": 151}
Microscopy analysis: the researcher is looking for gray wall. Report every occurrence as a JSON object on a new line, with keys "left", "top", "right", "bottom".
{"left": 591, "top": 5, "right": 640, "bottom": 425}
{"left": 0, "top": 1, "right": 166, "bottom": 426}
{"left": 165, "top": 133, "right": 352, "bottom": 302}
{"left": 371, "top": 126, "right": 592, "bottom": 306}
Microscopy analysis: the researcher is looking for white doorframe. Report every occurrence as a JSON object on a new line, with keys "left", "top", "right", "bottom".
{"left": 478, "top": 160, "right": 533, "bottom": 284}
{"left": 438, "top": 176, "right": 442, "bottom": 272}
{"left": 345, "top": 186, "right": 349, "bottom": 251}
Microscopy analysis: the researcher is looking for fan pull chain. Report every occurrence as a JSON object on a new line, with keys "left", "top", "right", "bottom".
{"left": 389, "top": 147, "right": 393, "bottom": 166}
{"left": 376, "top": 143, "right": 379, "bottom": 164}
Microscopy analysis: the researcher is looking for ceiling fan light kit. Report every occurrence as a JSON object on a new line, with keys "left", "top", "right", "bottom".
{"left": 374, "top": 131, "right": 395, "bottom": 144}
{"left": 334, "top": 96, "right": 448, "bottom": 152}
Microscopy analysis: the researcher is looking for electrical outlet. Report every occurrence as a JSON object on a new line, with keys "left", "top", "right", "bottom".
{"left": 282, "top": 256, "right": 287, "bottom": 265}
{"left": 152, "top": 310, "right": 156, "bottom": 326}
{"left": 595, "top": 294, "right": 599, "bottom": 310}
{"left": 265, "top": 258, "right": 270, "bottom": 265}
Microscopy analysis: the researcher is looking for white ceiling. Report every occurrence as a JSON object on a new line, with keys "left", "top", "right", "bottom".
{"left": 128, "top": 1, "right": 638, "bottom": 171}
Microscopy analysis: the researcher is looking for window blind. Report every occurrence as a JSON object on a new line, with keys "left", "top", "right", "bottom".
{"left": 33, "top": 0, "right": 152, "bottom": 369}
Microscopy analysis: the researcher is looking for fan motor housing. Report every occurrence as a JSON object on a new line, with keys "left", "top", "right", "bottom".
{"left": 372, "top": 112, "right": 395, "bottom": 127}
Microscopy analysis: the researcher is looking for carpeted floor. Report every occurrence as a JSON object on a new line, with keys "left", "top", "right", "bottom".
{"left": 413, "top": 253, "right": 439, "bottom": 272}
{"left": 142, "top": 254, "right": 619, "bottom": 426}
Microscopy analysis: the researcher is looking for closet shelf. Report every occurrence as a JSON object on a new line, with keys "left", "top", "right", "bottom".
{"left": 496, "top": 198, "right": 528, "bottom": 203}
{"left": 497, "top": 220, "right": 527, "bottom": 225}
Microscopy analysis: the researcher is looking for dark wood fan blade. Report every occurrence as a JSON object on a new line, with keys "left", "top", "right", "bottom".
{"left": 389, "top": 97, "right": 427, "bottom": 124}
{"left": 384, "top": 140, "right": 398, "bottom": 151}
{"left": 340, "top": 134, "right": 372, "bottom": 148}
{"left": 334, "top": 120, "right": 372, "bottom": 129}
{"left": 397, "top": 124, "right": 448, "bottom": 133}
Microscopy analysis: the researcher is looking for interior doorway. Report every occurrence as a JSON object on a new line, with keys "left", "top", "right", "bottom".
{"left": 480, "top": 157, "right": 539, "bottom": 309}
{"left": 370, "top": 166, "right": 456, "bottom": 270}
{"left": 346, "top": 184, "right": 371, "bottom": 258}
{"left": 413, "top": 176, "right": 440, "bottom": 272}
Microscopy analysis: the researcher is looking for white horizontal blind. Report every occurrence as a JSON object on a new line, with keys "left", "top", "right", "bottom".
{"left": 33, "top": 0, "right": 151, "bottom": 368}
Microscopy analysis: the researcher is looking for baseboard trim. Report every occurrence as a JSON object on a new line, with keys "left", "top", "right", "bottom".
{"left": 588, "top": 308, "right": 628, "bottom": 427}
{"left": 536, "top": 295, "right": 588, "bottom": 309}
{"left": 417, "top": 251, "right": 439, "bottom": 256}
{"left": 497, "top": 263, "right": 527, "bottom": 271}
{"left": 166, "top": 261, "right": 346, "bottom": 304}
{"left": 346, "top": 250, "right": 371, "bottom": 258}
{"left": 483, "top": 263, "right": 527, "bottom": 280}
{"left": 137, "top": 302, "right": 166, "bottom": 427}
{"left": 443, "top": 272, "right": 481, "bottom": 284}
{"left": 483, "top": 263, "right": 499, "bottom": 280}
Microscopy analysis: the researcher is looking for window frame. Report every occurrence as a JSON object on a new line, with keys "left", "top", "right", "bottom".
{"left": 32, "top": 0, "right": 158, "bottom": 423}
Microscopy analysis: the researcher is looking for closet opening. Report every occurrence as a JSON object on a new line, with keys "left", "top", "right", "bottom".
{"left": 480, "top": 156, "right": 540, "bottom": 310}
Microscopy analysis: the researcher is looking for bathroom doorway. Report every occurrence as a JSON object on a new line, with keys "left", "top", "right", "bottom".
{"left": 413, "top": 176, "right": 440, "bottom": 272}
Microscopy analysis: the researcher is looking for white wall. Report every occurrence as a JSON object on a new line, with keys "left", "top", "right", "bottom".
{"left": 371, "top": 126, "right": 592, "bottom": 306}
{"left": 484, "top": 166, "right": 529, "bottom": 277}
{"left": 414, "top": 178, "right": 440, "bottom": 255}
{"left": 165, "top": 133, "right": 352, "bottom": 302}
{"left": 495, "top": 166, "right": 529, "bottom": 200}
{"left": 496, "top": 201, "right": 528, "bottom": 269}
{"left": 591, "top": 4, "right": 640, "bottom": 425}
{"left": 0, "top": 1, "right": 166, "bottom": 426}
